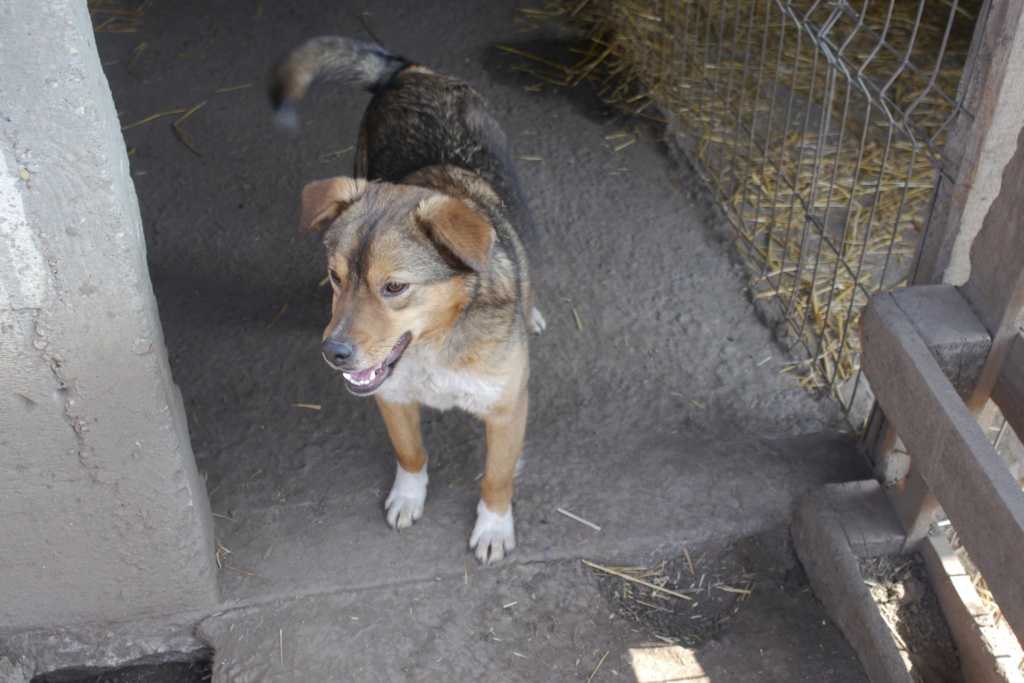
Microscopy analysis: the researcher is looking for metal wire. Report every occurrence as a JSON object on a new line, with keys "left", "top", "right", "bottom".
{"left": 598, "top": 0, "right": 987, "bottom": 415}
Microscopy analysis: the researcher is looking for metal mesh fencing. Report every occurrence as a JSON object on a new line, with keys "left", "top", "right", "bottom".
{"left": 556, "top": 0, "right": 987, "bottom": 415}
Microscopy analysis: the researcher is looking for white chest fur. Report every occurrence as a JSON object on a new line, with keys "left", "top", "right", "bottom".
{"left": 377, "top": 344, "right": 506, "bottom": 414}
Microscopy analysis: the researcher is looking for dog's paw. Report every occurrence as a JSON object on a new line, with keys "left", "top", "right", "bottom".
{"left": 528, "top": 307, "right": 546, "bottom": 335}
{"left": 385, "top": 466, "right": 428, "bottom": 531}
{"left": 469, "top": 500, "right": 515, "bottom": 564}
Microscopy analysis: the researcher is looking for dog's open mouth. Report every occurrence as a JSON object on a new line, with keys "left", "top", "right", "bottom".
{"left": 339, "top": 332, "right": 411, "bottom": 395}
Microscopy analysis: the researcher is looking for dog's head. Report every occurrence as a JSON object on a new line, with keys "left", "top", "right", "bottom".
{"left": 299, "top": 176, "right": 495, "bottom": 395}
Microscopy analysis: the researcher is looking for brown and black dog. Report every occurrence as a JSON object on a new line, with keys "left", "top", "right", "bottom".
{"left": 271, "top": 36, "right": 544, "bottom": 563}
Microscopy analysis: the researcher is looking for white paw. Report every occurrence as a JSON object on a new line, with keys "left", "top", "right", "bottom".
{"left": 384, "top": 465, "right": 428, "bottom": 530}
{"left": 469, "top": 499, "right": 515, "bottom": 564}
{"left": 528, "top": 306, "right": 546, "bottom": 335}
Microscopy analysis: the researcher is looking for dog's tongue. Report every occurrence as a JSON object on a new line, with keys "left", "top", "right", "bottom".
{"left": 347, "top": 362, "right": 383, "bottom": 383}
{"left": 340, "top": 332, "right": 411, "bottom": 393}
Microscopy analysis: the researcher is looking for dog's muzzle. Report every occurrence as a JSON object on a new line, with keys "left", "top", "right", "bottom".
{"left": 321, "top": 332, "right": 411, "bottom": 395}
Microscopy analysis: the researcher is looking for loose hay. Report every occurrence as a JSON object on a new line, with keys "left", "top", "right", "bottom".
{"left": 557, "top": 506, "right": 602, "bottom": 530}
{"left": 266, "top": 303, "right": 289, "bottom": 330}
{"left": 515, "top": 0, "right": 981, "bottom": 399}
{"left": 88, "top": 0, "right": 149, "bottom": 33}
{"left": 215, "top": 83, "right": 254, "bottom": 94}
{"left": 126, "top": 41, "right": 147, "bottom": 70}
{"left": 583, "top": 559, "right": 695, "bottom": 601}
{"left": 121, "top": 107, "right": 189, "bottom": 131}
{"left": 172, "top": 101, "right": 206, "bottom": 157}
{"left": 586, "top": 541, "right": 765, "bottom": 646}
{"left": 586, "top": 651, "right": 610, "bottom": 683}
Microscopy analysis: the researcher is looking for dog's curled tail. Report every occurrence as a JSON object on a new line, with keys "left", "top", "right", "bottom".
{"left": 269, "top": 36, "right": 408, "bottom": 131}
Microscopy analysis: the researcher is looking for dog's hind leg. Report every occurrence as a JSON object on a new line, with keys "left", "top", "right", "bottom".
{"left": 376, "top": 397, "right": 428, "bottom": 531}
{"left": 471, "top": 384, "right": 528, "bottom": 563}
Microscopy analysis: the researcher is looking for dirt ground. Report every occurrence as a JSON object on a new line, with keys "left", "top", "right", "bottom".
{"left": 860, "top": 555, "right": 964, "bottom": 683}
{"left": 82, "top": 0, "right": 877, "bottom": 680}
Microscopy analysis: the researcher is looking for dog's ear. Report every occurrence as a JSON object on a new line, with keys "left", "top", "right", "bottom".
{"left": 415, "top": 195, "right": 495, "bottom": 272}
{"left": 299, "top": 177, "right": 369, "bottom": 233}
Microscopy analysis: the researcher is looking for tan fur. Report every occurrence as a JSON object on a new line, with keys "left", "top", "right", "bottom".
{"left": 282, "top": 36, "right": 543, "bottom": 563}
{"left": 415, "top": 195, "right": 495, "bottom": 272}
{"left": 299, "top": 177, "right": 369, "bottom": 233}
{"left": 300, "top": 176, "right": 534, "bottom": 562}
{"left": 374, "top": 398, "right": 428, "bottom": 475}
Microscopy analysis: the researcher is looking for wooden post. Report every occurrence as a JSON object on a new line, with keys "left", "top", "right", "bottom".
{"left": 959, "top": 123, "right": 1024, "bottom": 412}
{"left": 912, "top": 0, "right": 1024, "bottom": 286}
{"left": 862, "top": 294, "right": 1024, "bottom": 644}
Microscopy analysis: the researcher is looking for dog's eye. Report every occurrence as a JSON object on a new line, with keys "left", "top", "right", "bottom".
{"left": 329, "top": 270, "right": 342, "bottom": 287}
{"left": 383, "top": 282, "right": 408, "bottom": 296}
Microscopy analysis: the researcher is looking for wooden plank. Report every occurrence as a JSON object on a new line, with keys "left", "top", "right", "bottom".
{"left": 886, "top": 467, "right": 940, "bottom": 555}
{"left": 921, "top": 530, "right": 1024, "bottom": 683}
{"left": 822, "top": 480, "right": 906, "bottom": 559}
{"left": 959, "top": 122, "right": 1024, "bottom": 413}
{"left": 912, "top": 0, "right": 1024, "bottom": 285}
{"left": 874, "top": 286, "right": 990, "bottom": 551}
{"left": 891, "top": 285, "right": 991, "bottom": 399}
{"left": 960, "top": 121, "right": 1024, "bottom": 336}
{"left": 862, "top": 293, "right": 1024, "bottom": 644}
{"left": 865, "top": 286, "right": 991, "bottom": 500}
{"left": 792, "top": 487, "right": 914, "bottom": 683}
{"left": 992, "top": 333, "right": 1024, "bottom": 443}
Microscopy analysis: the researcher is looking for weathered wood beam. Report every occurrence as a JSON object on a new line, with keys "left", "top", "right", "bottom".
{"left": 862, "top": 292, "right": 1024, "bottom": 644}
{"left": 992, "top": 333, "right": 1024, "bottom": 443}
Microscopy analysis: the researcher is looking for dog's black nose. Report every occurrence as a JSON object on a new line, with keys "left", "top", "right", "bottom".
{"left": 321, "top": 339, "right": 355, "bottom": 365}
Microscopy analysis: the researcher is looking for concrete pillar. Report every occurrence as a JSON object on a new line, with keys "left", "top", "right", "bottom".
{"left": 0, "top": 0, "right": 217, "bottom": 630}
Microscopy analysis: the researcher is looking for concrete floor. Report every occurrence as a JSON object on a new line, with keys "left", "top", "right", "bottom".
{"left": 85, "top": 0, "right": 873, "bottom": 679}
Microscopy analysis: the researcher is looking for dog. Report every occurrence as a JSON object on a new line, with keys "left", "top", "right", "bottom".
{"left": 270, "top": 36, "right": 544, "bottom": 563}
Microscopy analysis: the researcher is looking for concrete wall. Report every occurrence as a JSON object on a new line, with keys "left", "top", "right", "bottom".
{"left": 0, "top": 0, "right": 217, "bottom": 631}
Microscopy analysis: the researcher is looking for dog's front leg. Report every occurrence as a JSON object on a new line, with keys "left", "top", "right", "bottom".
{"left": 470, "top": 386, "right": 528, "bottom": 564}
{"left": 376, "top": 397, "right": 428, "bottom": 530}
